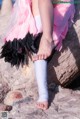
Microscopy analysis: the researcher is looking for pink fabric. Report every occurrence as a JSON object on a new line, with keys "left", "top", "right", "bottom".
{"left": 5, "top": 0, "right": 75, "bottom": 50}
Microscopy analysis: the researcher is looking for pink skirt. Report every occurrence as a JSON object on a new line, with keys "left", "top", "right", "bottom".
{"left": 0, "top": 0, "right": 75, "bottom": 67}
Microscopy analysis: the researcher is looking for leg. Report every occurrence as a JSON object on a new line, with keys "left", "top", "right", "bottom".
{"left": 34, "top": 59, "right": 49, "bottom": 110}
{"left": 32, "top": 0, "right": 40, "bottom": 16}
{"left": 33, "top": 0, "right": 54, "bottom": 61}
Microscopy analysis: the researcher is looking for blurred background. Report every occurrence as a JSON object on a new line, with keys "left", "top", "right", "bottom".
{"left": 0, "top": 0, "right": 15, "bottom": 11}
{"left": 0, "top": 0, "right": 15, "bottom": 7}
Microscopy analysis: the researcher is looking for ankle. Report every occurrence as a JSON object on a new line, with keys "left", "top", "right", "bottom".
{"left": 43, "top": 34, "right": 53, "bottom": 43}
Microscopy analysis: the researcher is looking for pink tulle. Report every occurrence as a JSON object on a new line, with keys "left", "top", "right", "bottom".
{"left": 5, "top": 0, "right": 75, "bottom": 50}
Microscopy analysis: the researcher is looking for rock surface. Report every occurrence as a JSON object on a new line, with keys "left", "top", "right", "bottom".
{"left": 0, "top": 3, "right": 80, "bottom": 119}
{"left": 1, "top": 85, "right": 80, "bottom": 119}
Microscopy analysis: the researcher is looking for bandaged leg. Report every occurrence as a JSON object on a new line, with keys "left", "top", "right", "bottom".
{"left": 34, "top": 60, "right": 48, "bottom": 102}
{"left": 33, "top": 15, "right": 48, "bottom": 110}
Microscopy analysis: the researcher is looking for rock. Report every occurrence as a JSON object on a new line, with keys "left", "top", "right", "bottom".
{"left": 5, "top": 105, "right": 13, "bottom": 111}
{"left": 4, "top": 90, "right": 23, "bottom": 106}
{"left": 0, "top": 104, "right": 7, "bottom": 111}
{"left": 0, "top": 82, "right": 10, "bottom": 103}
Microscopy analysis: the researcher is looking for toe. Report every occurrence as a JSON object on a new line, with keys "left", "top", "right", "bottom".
{"left": 37, "top": 103, "right": 44, "bottom": 110}
{"left": 36, "top": 101, "right": 48, "bottom": 110}
{"left": 43, "top": 104, "right": 48, "bottom": 110}
{"left": 36, "top": 102, "right": 41, "bottom": 108}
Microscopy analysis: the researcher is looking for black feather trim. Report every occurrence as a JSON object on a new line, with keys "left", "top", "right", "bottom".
{"left": 0, "top": 32, "right": 55, "bottom": 68}
{"left": 0, "top": 33, "right": 42, "bottom": 68}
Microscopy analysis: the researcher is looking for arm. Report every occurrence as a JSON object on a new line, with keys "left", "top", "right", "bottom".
{"left": 38, "top": 0, "right": 54, "bottom": 41}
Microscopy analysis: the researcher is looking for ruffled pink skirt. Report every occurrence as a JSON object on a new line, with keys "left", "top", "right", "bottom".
{"left": 1, "top": 0, "right": 75, "bottom": 67}
{"left": 5, "top": 0, "right": 75, "bottom": 50}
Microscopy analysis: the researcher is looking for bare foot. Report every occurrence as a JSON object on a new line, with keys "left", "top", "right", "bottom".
{"left": 36, "top": 101, "right": 48, "bottom": 110}
{"left": 32, "top": 35, "right": 54, "bottom": 61}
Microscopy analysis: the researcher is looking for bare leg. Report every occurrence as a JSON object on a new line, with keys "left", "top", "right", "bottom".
{"left": 32, "top": 0, "right": 40, "bottom": 16}
{"left": 32, "top": 0, "right": 54, "bottom": 61}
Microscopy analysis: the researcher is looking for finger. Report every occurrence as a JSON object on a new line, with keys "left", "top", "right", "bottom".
{"left": 32, "top": 55, "right": 39, "bottom": 61}
{"left": 43, "top": 54, "right": 48, "bottom": 59}
{"left": 38, "top": 54, "right": 44, "bottom": 60}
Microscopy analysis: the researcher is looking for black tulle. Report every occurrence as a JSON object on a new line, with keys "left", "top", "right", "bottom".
{"left": 0, "top": 32, "right": 55, "bottom": 68}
